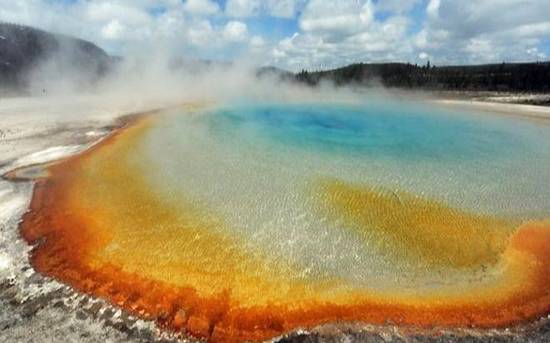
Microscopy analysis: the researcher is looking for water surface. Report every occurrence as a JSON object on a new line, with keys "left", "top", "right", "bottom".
{"left": 23, "top": 100, "right": 550, "bottom": 341}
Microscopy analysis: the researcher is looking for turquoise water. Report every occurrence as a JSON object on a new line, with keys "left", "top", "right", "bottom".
{"left": 206, "top": 102, "right": 529, "bottom": 162}
{"left": 134, "top": 101, "right": 550, "bottom": 285}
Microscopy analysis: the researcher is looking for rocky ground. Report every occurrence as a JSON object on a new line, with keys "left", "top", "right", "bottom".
{"left": 0, "top": 95, "right": 179, "bottom": 343}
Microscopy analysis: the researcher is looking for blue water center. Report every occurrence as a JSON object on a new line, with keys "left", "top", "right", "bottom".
{"left": 205, "top": 102, "right": 536, "bottom": 161}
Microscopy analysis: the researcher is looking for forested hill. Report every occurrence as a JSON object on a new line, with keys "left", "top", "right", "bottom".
{"left": 0, "top": 22, "right": 112, "bottom": 90}
{"left": 295, "top": 62, "right": 550, "bottom": 92}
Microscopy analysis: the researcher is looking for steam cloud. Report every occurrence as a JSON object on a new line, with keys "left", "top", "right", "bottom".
{"left": 18, "top": 36, "right": 381, "bottom": 109}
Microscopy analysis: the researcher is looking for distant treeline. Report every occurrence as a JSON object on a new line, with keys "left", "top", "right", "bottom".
{"left": 294, "top": 62, "right": 550, "bottom": 92}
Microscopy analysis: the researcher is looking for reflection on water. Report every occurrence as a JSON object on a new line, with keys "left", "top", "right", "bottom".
{"left": 22, "top": 102, "right": 550, "bottom": 341}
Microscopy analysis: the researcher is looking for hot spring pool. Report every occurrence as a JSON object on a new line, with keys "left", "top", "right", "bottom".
{"left": 23, "top": 101, "right": 550, "bottom": 341}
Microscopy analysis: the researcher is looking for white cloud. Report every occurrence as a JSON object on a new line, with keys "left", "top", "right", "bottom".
{"left": 426, "top": 0, "right": 440, "bottom": 19}
{"left": 248, "top": 35, "right": 267, "bottom": 56}
{"left": 225, "top": 0, "right": 260, "bottom": 17}
{"left": 464, "top": 38, "right": 497, "bottom": 61}
{"left": 377, "top": 0, "right": 421, "bottom": 13}
{"left": 0, "top": 0, "right": 249, "bottom": 55}
{"left": 411, "top": 0, "right": 550, "bottom": 64}
{"left": 101, "top": 20, "right": 127, "bottom": 40}
{"left": 264, "top": 0, "right": 306, "bottom": 19}
{"left": 250, "top": 35, "right": 266, "bottom": 48}
{"left": 300, "top": 0, "right": 374, "bottom": 35}
{"left": 86, "top": 2, "right": 150, "bottom": 26}
{"left": 223, "top": 21, "right": 249, "bottom": 42}
{"left": 272, "top": 14, "right": 411, "bottom": 71}
{"left": 225, "top": 0, "right": 304, "bottom": 18}
{"left": 527, "top": 47, "right": 547, "bottom": 60}
{"left": 271, "top": 1, "right": 413, "bottom": 70}
{"left": 445, "top": 0, "right": 550, "bottom": 39}
{"left": 186, "top": 20, "right": 214, "bottom": 46}
{"left": 183, "top": 0, "right": 220, "bottom": 16}
{"left": 502, "top": 21, "right": 550, "bottom": 39}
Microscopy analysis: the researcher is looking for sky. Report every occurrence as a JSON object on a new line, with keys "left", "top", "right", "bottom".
{"left": 1, "top": 0, "right": 550, "bottom": 71}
